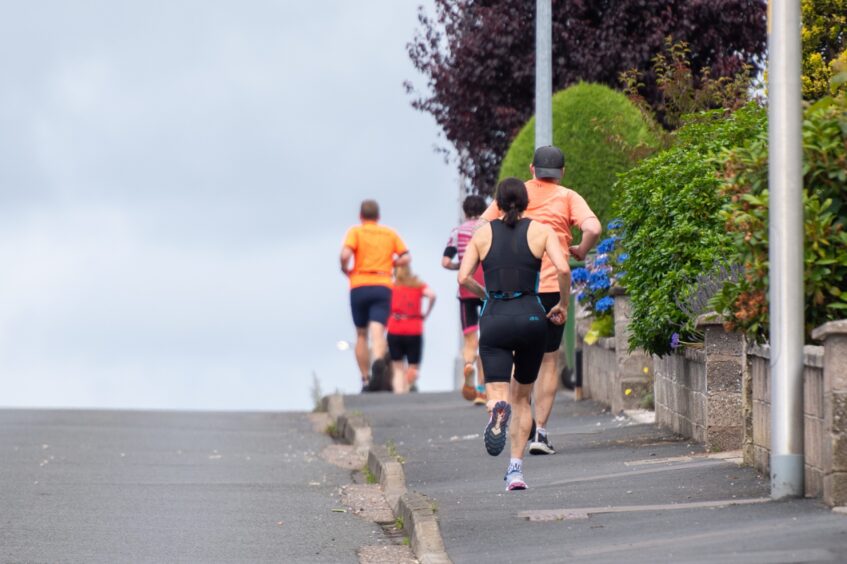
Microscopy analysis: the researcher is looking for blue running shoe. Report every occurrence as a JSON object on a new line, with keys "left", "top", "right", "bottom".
{"left": 484, "top": 401, "right": 511, "bottom": 456}
{"left": 504, "top": 462, "right": 528, "bottom": 491}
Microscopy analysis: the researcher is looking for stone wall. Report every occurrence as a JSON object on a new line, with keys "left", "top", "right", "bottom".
{"left": 747, "top": 344, "right": 825, "bottom": 497}
{"left": 578, "top": 290, "right": 653, "bottom": 413}
{"left": 654, "top": 348, "right": 707, "bottom": 443}
{"left": 579, "top": 329, "right": 617, "bottom": 409}
{"left": 653, "top": 315, "right": 745, "bottom": 451}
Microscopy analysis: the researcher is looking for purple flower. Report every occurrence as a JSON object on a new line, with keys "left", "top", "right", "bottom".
{"left": 670, "top": 332, "right": 680, "bottom": 350}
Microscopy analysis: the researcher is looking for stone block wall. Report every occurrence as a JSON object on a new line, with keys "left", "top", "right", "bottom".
{"left": 578, "top": 324, "right": 618, "bottom": 410}
{"left": 746, "top": 344, "right": 825, "bottom": 497}
{"left": 654, "top": 348, "right": 706, "bottom": 443}
{"left": 812, "top": 320, "right": 847, "bottom": 505}
{"left": 579, "top": 290, "right": 654, "bottom": 413}
{"left": 653, "top": 315, "right": 745, "bottom": 451}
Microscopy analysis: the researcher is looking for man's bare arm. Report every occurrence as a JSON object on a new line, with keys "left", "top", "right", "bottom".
{"left": 340, "top": 246, "right": 354, "bottom": 276}
{"left": 569, "top": 217, "right": 602, "bottom": 261}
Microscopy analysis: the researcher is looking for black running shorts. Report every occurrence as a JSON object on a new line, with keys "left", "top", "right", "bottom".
{"left": 350, "top": 285, "right": 392, "bottom": 328}
{"left": 539, "top": 292, "right": 565, "bottom": 353}
{"left": 387, "top": 334, "right": 423, "bottom": 364}
{"left": 459, "top": 297, "right": 483, "bottom": 334}
{"left": 479, "top": 295, "right": 547, "bottom": 385}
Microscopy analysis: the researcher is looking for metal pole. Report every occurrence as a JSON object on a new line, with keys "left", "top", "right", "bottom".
{"left": 768, "top": 0, "right": 805, "bottom": 499}
{"left": 535, "top": 0, "right": 552, "bottom": 149}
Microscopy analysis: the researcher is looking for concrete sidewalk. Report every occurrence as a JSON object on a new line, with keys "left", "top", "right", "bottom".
{"left": 345, "top": 391, "right": 847, "bottom": 563}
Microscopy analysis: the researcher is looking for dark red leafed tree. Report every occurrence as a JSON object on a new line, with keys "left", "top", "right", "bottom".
{"left": 406, "top": 0, "right": 767, "bottom": 194}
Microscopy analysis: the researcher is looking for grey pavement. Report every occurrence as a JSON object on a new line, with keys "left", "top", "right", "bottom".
{"left": 345, "top": 391, "right": 847, "bottom": 563}
{"left": 0, "top": 409, "right": 383, "bottom": 563}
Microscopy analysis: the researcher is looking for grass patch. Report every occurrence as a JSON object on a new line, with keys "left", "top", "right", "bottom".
{"left": 325, "top": 422, "right": 338, "bottom": 437}
{"left": 395, "top": 516, "right": 405, "bottom": 530}
{"left": 362, "top": 466, "right": 377, "bottom": 484}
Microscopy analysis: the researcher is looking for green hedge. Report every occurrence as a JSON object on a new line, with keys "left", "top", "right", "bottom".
{"left": 614, "top": 104, "right": 767, "bottom": 355}
{"left": 498, "top": 82, "right": 659, "bottom": 226}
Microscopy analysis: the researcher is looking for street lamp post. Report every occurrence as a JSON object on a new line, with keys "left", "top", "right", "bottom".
{"left": 768, "top": 0, "right": 805, "bottom": 499}
{"left": 535, "top": 0, "right": 552, "bottom": 149}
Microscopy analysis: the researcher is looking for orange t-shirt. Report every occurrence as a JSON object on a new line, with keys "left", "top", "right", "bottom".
{"left": 481, "top": 179, "right": 596, "bottom": 293}
{"left": 343, "top": 221, "right": 409, "bottom": 288}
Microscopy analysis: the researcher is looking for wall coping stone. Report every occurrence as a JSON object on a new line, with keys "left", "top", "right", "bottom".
{"left": 747, "top": 343, "right": 824, "bottom": 368}
{"left": 695, "top": 311, "right": 724, "bottom": 328}
{"left": 812, "top": 319, "right": 847, "bottom": 341}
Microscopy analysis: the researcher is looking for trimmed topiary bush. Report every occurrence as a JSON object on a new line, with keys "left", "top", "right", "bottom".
{"left": 498, "top": 82, "right": 660, "bottom": 225}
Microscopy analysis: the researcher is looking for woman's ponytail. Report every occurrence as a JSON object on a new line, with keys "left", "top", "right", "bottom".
{"left": 495, "top": 177, "right": 529, "bottom": 228}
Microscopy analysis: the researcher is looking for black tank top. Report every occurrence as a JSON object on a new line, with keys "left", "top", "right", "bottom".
{"left": 482, "top": 218, "right": 541, "bottom": 298}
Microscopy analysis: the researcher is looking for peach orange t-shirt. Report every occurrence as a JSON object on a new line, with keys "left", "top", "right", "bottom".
{"left": 481, "top": 179, "right": 596, "bottom": 293}
{"left": 343, "top": 221, "right": 408, "bottom": 289}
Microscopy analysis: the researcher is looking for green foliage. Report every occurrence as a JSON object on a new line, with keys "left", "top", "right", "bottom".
{"left": 614, "top": 104, "right": 767, "bottom": 355}
{"left": 801, "top": 0, "right": 847, "bottom": 99}
{"left": 622, "top": 38, "right": 754, "bottom": 131}
{"left": 498, "top": 83, "right": 659, "bottom": 227}
{"left": 713, "top": 93, "right": 847, "bottom": 340}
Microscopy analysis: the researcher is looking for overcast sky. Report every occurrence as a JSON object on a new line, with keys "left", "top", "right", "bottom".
{"left": 0, "top": 1, "right": 468, "bottom": 411}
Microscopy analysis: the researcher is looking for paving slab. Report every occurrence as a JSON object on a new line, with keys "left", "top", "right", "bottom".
{"left": 345, "top": 391, "right": 847, "bottom": 563}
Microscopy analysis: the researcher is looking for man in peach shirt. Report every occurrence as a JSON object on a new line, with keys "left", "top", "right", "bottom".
{"left": 480, "top": 146, "right": 602, "bottom": 454}
{"left": 340, "top": 200, "right": 410, "bottom": 391}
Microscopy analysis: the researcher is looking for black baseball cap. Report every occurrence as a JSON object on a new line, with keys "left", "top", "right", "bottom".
{"left": 532, "top": 146, "right": 565, "bottom": 179}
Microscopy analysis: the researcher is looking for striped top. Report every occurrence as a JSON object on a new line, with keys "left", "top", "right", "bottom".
{"left": 444, "top": 218, "right": 485, "bottom": 299}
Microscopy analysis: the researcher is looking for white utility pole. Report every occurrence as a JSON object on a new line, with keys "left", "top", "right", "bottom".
{"left": 768, "top": 0, "right": 805, "bottom": 499}
{"left": 535, "top": 0, "right": 552, "bottom": 149}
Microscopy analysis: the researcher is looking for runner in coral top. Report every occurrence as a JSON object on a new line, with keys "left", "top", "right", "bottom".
{"left": 386, "top": 265, "right": 436, "bottom": 394}
{"left": 480, "top": 146, "right": 602, "bottom": 455}
{"left": 442, "top": 195, "right": 488, "bottom": 405}
{"left": 340, "top": 200, "right": 410, "bottom": 392}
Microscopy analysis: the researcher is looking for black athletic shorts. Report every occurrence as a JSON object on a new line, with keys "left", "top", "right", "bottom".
{"left": 350, "top": 285, "right": 392, "bottom": 328}
{"left": 459, "top": 297, "right": 483, "bottom": 334}
{"left": 387, "top": 334, "right": 423, "bottom": 364}
{"left": 539, "top": 292, "right": 565, "bottom": 353}
{"left": 479, "top": 295, "right": 547, "bottom": 385}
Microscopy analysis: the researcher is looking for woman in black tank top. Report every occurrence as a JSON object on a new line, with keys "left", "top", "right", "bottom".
{"left": 458, "top": 177, "right": 571, "bottom": 491}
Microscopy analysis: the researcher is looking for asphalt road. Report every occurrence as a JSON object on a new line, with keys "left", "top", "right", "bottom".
{"left": 345, "top": 391, "right": 847, "bottom": 564}
{"left": 0, "top": 409, "right": 381, "bottom": 563}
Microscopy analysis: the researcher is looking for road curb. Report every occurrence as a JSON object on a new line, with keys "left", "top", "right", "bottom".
{"left": 320, "top": 393, "right": 452, "bottom": 564}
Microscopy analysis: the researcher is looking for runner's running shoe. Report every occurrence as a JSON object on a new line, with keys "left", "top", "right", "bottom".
{"left": 461, "top": 363, "right": 476, "bottom": 401}
{"left": 473, "top": 389, "right": 487, "bottom": 406}
{"left": 528, "top": 428, "right": 555, "bottom": 455}
{"left": 504, "top": 462, "right": 527, "bottom": 491}
{"left": 484, "top": 401, "right": 511, "bottom": 456}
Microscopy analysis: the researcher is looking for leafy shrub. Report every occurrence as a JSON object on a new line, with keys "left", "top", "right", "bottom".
{"left": 498, "top": 83, "right": 660, "bottom": 226}
{"left": 614, "top": 104, "right": 767, "bottom": 355}
{"left": 713, "top": 93, "right": 847, "bottom": 340}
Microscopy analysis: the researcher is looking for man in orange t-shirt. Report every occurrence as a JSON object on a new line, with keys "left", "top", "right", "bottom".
{"left": 340, "top": 199, "right": 410, "bottom": 391}
{"left": 480, "top": 146, "right": 602, "bottom": 454}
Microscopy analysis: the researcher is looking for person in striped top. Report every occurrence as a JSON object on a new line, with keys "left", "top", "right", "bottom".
{"left": 442, "top": 195, "right": 488, "bottom": 405}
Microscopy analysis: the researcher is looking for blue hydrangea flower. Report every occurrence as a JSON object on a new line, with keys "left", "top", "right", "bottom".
{"left": 607, "top": 218, "right": 623, "bottom": 231}
{"left": 594, "top": 255, "right": 609, "bottom": 266}
{"left": 617, "top": 252, "right": 629, "bottom": 263}
{"left": 571, "top": 267, "right": 590, "bottom": 284}
{"left": 597, "top": 237, "right": 617, "bottom": 255}
{"left": 670, "top": 332, "right": 680, "bottom": 350}
{"left": 576, "top": 291, "right": 587, "bottom": 302}
{"left": 588, "top": 270, "right": 611, "bottom": 291}
{"left": 595, "top": 296, "right": 614, "bottom": 313}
